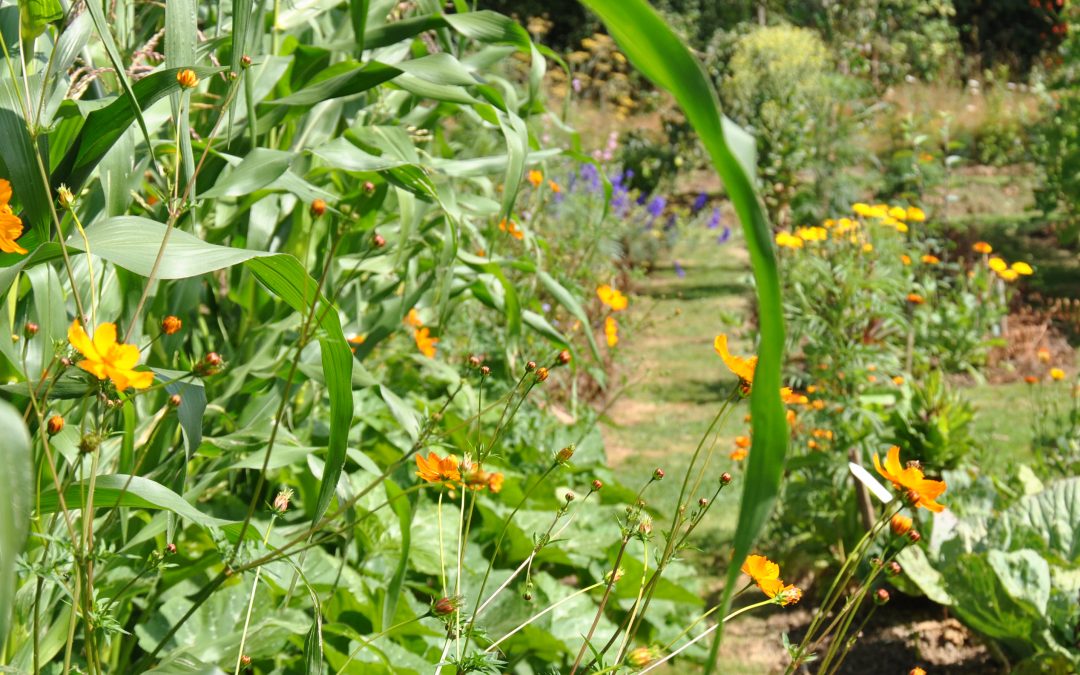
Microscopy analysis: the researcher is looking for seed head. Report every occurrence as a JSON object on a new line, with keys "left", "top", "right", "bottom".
{"left": 565, "top": 491, "right": 575, "bottom": 502}
{"left": 432, "top": 596, "right": 460, "bottom": 616}
{"left": 272, "top": 487, "right": 293, "bottom": 515}
{"left": 57, "top": 185, "right": 75, "bottom": 209}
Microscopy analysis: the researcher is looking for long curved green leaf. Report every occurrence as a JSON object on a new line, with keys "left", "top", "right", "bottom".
{"left": 37, "top": 474, "right": 234, "bottom": 528}
{"left": 0, "top": 400, "right": 32, "bottom": 653}
{"left": 579, "top": 0, "right": 787, "bottom": 667}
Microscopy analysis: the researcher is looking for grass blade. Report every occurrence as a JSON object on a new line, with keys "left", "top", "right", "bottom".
{"left": 579, "top": 1, "right": 788, "bottom": 669}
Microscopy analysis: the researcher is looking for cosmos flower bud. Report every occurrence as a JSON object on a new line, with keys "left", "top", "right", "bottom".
{"left": 239, "top": 655, "right": 251, "bottom": 666}
{"left": 698, "top": 497, "right": 708, "bottom": 507}
{"left": 874, "top": 588, "right": 890, "bottom": 605}
{"left": 240, "top": 55, "right": 252, "bottom": 68}
{"left": 363, "top": 181, "right": 376, "bottom": 194}
{"left": 627, "top": 646, "right": 658, "bottom": 667}
{"left": 908, "top": 530, "right": 921, "bottom": 544}
{"left": 196, "top": 352, "right": 225, "bottom": 376}
{"left": 556, "top": 445, "right": 575, "bottom": 464}
{"left": 176, "top": 69, "right": 199, "bottom": 89}
{"left": 890, "top": 514, "right": 913, "bottom": 536}
{"left": 168, "top": 394, "right": 182, "bottom": 408}
{"left": 373, "top": 232, "right": 386, "bottom": 248}
{"left": 468, "top": 355, "right": 481, "bottom": 368}
{"left": 58, "top": 185, "right": 75, "bottom": 209}
{"left": 480, "top": 365, "right": 491, "bottom": 376}
{"left": 162, "top": 315, "right": 182, "bottom": 335}
{"left": 565, "top": 491, "right": 575, "bottom": 502}
{"left": 24, "top": 322, "right": 39, "bottom": 338}
{"left": 272, "top": 488, "right": 293, "bottom": 514}
{"left": 47, "top": 415, "right": 64, "bottom": 435}
{"left": 592, "top": 479, "right": 603, "bottom": 491}
{"left": 310, "top": 199, "right": 327, "bottom": 217}
{"left": 432, "top": 596, "right": 460, "bottom": 616}
{"left": 653, "top": 468, "right": 665, "bottom": 481}
{"left": 166, "top": 542, "right": 177, "bottom": 555}
{"left": 526, "top": 360, "right": 537, "bottom": 372}
{"left": 534, "top": 367, "right": 549, "bottom": 382}
{"left": 888, "top": 561, "right": 902, "bottom": 576}
{"left": 720, "top": 472, "right": 732, "bottom": 485}
{"left": 557, "top": 349, "right": 571, "bottom": 365}
{"left": 638, "top": 519, "right": 653, "bottom": 536}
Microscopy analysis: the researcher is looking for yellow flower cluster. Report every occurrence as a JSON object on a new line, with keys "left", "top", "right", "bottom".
{"left": 987, "top": 256, "right": 1033, "bottom": 283}
{"left": 775, "top": 203, "right": 924, "bottom": 249}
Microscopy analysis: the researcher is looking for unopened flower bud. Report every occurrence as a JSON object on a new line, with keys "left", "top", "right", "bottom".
{"left": 604, "top": 567, "right": 624, "bottom": 584}
{"left": 556, "top": 445, "right": 575, "bottom": 464}
{"left": 874, "top": 588, "right": 890, "bottom": 605}
{"left": 891, "top": 514, "right": 913, "bottom": 536}
{"left": 908, "top": 530, "right": 921, "bottom": 544}
{"left": 592, "top": 479, "right": 603, "bottom": 491}
{"left": 240, "top": 654, "right": 251, "bottom": 666}
{"left": 60, "top": 357, "right": 73, "bottom": 368}
{"left": 166, "top": 542, "right": 177, "bottom": 555}
{"left": 57, "top": 185, "right": 75, "bottom": 209}
{"left": 565, "top": 491, "right": 575, "bottom": 502}
{"left": 653, "top": 468, "right": 665, "bottom": 481}
{"left": 433, "top": 596, "right": 460, "bottom": 616}
{"left": 557, "top": 349, "right": 571, "bottom": 365}
{"left": 363, "top": 181, "right": 376, "bottom": 194}
{"left": 522, "top": 591, "right": 533, "bottom": 601}
{"left": 627, "top": 646, "right": 658, "bottom": 667}
{"left": 526, "top": 360, "right": 537, "bottom": 372}
{"left": 638, "top": 519, "right": 653, "bottom": 536}
{"left": 310, "top": 199, "right": 327, "bottom": 217}
{"left": 888, "top": 561, "right": 902, "bottom": 576}
{"left": 24, "top": 322, "right": 39, "bottom": 338}
{"left": 241, "top": 54, "right": 252, "bottom": 68}
{"left": 480, "top": 365, "right": 491, "bottom": 376}
{"left": 272, "top": 487, "right": 293, "bottom": 514}
{"left": 176, "top": 68, "right": 199, "bottom": 89}
{"left": 699, "top": 497, "right": 708, "bottom": 507}
{"left": 870, "top": 556, "right": 883, "bottom": 567}
{"left": 720, "top": 472, "right": 733, "bottom": 485}
{"left": 534, "top": 367, "right": 549, "bottom": 382}
{"left": 79, "top": 434, "right": 100, "bottom": 454}
{"left": 196, "top": 352, "right": 225, "bottom": 376}
{"left": 47, "top": 415, "right": 64, "bottom": 435}
{"left": 162, "top": 315, "right": 182, "bottom": 335}
{"left": 468, "top": 355, "right": 481, "bottom": 368}
{"left": 168, "top": 394, "right": 182, "bottom": 408}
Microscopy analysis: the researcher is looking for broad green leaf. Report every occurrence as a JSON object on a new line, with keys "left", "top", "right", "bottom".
{"left": 268, "top": 61, "right": 401, "bottom": 106}
{"left": 0, "top": 400, "right": 31, "bottom": 652}
{"left": 153, "top": 368, "right": 206, "bottom": 459}
{"left": 379, "top": 385, "right": 421, "bottom": 443}
{"left": 20, "top": 0, "right": 63, "bottom": 39}
{"left": 37, "top": 474, "right": 235, "bottom": 529}
{"left": 999, "top": 477, "right": 1079, "bottom": 564}
{"left": 381, "top": 479, "right": 413, "bottom": 630}
{"left": 579, "top": 2, "right": 787, "bottom": 667}
{"left": 200, "top": 148, "right": 295, "bottom": 199}
{"left": 0, "top": 78, "right": 52, "bottom": 240}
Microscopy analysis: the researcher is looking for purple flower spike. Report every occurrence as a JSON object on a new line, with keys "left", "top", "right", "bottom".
{"left": 717, "top": 226, "right": 731, "bottom": 244}
{"left": 706, "top": 207, "right": 722, "bottom": 230}
{"left": 674, "top": 260, "right": 686, "bottom": 278}
{"left": 692, "top": 193, "right": 708, "bottom": 213}
{"left": 646, "top": 195, "right": 666, "bottom": 218}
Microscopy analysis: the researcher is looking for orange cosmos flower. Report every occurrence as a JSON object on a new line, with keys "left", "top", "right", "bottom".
{"left": 498, "top": 218, "right": 524, "bottom": 240}
{"left": 921, "top": 254, "right": 940, "bottom": 265}
{"left": 910, "top": 668, "right": 926, "bottom": 675}
{"left": 547, "top": 180, "right": 561, "bottom": 193}
{"left": 972, "top": 241, "right": 992, "bottom": 254}
{"left": 161, "top": 315, "right": 182, "bottom": 335}
{"left": 404, "top": 308, "right": 424, "bottom": 328}
{"left": 68, "top": 321, "right": 154, "bottom": 391}
{"left": 900, "top": 254, "right": 912, "bottom": 266}
{"left": 527, "top": 169, "right": 543, "bottom": 188}
{"left": 604, "top": 316, "right": 618, "bottom": 347}
{"left": 1037, "top": 347, "right": 1051, "bottom": 363}
{"left": 414, "top": 327, "right": 438, "bottom": 358}
{"left": 891, "top": 514, "right": 913, "bottom": 536}
{"left": 906, "top": 293, "right": 925, "bottom": 305}
{"left": 596, "top": 284, "right": 628, "bottom": 311}
{"left": 0, "top": 179, "right": 28, "bottom": 255}
{"left": 741, "top": 554, "right": 784, "bottom": 597}
{"left": 176, "top": 68, "right": 199, "bottom": 88}
{"left": 714, "top": 334, "right": 757, "bottom": 387}
{"left": 415, "top": 452, "right": 460, "bottom": 484}
{"left": 780, "top": 387, "right": 808, "bottom": 405}
{"left": 873, "top": 445, "right": 947, "bottom": 512}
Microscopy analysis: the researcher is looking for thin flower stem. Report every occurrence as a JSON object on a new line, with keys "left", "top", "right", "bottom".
{"left": 438, "top": 491, "right": 447, "bottom": 597}
{"left": 234, "top": 515, "right": 276, "bottom": 673}
{"left": 484, "top": 581, "right": 605, "bottom": 654}
{"left": 568, "top": 535, "right": 631, "bottom": 675}
{"left": 614, "top": 538, "right": 650, "bottom": 664}
{"left": 336, "top": 615, "right": 425, "bottom": 674}
{"left": 637, "top": 599, "right": 775, "bottom": 674}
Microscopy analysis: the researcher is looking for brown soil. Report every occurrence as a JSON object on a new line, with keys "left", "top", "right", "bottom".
{"left": 721, "top": 594, "right": 997, "bottom": 674}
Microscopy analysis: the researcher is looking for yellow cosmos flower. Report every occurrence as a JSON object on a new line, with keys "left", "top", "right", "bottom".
{"left": 862, "top": 243, "right": 874, "bottom": 253}
{"left": 900, "top": 254, "right": 912, "bottom": 266}
{"left": 714, "top": 334, "right": 757, "bottom": 386}
{"left": 988, "top": 257, "right": 1007, "bottom": 272}
{"left": 596, "top": 284, "right": 628, "bottom": 311}
{"left": 775, "top": 231, "right": 804, "bottom": 248}
{"left": 741, "top": 554, "right": 783, "bottom": 596}
{"left": 527, "top": 169, "right": 543, "bottom": 187}
{"left": 998, "top": 268, "right": 1019, "bottom": 282}
{"left": 795, "top": 226, "right": 827, "bottom": 242}
{"left": 888, "top": 206, "right": 908, "bottom": 220}
{"left": 895, "top": 221, "right": 909, "bottom": 233}
{"left": 972, "top": 241, "right": 992, "bottom": 254}
{"left": 1011, "top": 261, "right": 1033, "bottom": 275}
{"left": 906, "top": 206, "right": 926, "bottom": 222}
{"left": 873, "top": 445, "right": 947, "bottom": 512}
{"left": 0, "top": 179, "right": 28, "bottom": 255}
{"left": 68, "top": 321, "right": 154, "bottom": 391}
{"left": 604, "top": 315, "right": 618, "bottom": 347}
{"left": 921, "top": 254, "right": 940, "bottom": 265}
{"left": 1050, "top": 368, "right": 1065, "bottom": 381}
